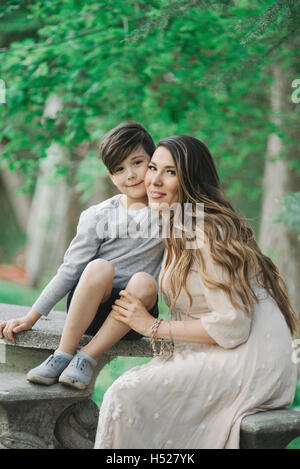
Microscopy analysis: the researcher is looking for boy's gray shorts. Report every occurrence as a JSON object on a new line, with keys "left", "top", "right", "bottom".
{"left": 66, "top": 285, "right": 159, "bottom": 340}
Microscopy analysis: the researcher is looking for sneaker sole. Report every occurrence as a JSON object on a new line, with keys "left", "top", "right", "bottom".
{"left": 26, "top": 373, "right": 58, "bottom": 385}
{"left": 58, "top": 375, "right": 88, "bottom": 390}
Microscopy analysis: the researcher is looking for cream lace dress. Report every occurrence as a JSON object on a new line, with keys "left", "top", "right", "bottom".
{"left": 94, "top": 246, "right": 297, "bottom": 449}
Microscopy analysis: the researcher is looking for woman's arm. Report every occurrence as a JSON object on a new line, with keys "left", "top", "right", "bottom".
{"left": 111, "top": 290, "right": 217, "bottom": 345}
{"left": 154, "top": 318, "right": 217, "bottom": 345}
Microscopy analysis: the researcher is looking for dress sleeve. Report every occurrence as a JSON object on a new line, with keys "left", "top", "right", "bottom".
{"left": 198, "top": 241, "right": 252, "bottom": 349}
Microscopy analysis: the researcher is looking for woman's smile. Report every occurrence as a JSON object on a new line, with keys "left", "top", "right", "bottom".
{"left": 148, "top": 190, "right": 166, "bottom": 199}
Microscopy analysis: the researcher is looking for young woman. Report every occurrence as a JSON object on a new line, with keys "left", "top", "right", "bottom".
{"left": 94, "top": 135, "right": 298, "bottom": 449}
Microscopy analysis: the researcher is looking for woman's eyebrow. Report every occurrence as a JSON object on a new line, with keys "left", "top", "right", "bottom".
{"left": 150, "top": 161, "right": 176, "bottom": 169}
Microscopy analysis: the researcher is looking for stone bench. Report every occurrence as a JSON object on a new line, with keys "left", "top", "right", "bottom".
{"left": 0, "top": 302, "right": 300, "bottom": 449}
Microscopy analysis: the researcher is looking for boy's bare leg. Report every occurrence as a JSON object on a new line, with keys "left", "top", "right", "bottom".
{"left": 57, "top": 259, "right": 115, "bottom": 355}
{"left": 80, "top": 272, "right": 157, "bottom": 361}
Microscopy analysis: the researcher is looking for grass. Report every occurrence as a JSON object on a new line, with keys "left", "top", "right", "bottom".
{"left": 1, "top": 279, "right": 300, "bottom": 448}
{"left": 286, "top": 382, "right": 300, "bottom": 449}
{"left": 93, "top": 356, "right": 152, "bottom": 406}
{"left": 0, "top": 278, "right": 66, "bottom": 311}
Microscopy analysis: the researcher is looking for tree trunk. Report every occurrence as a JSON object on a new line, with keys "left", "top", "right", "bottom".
{"left": 25, "top": 95, "right": 78, "bottom": 287}
{"left": 259, "top": 63, "right": 300, "bottom": 344}
{"left": 0, "top": 165, "right": 31, "bottom": 233}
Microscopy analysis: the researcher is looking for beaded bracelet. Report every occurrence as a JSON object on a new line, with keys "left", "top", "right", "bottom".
{"left": 150, "top": 318, "right": 175, "bottom": 358}
{"left": 150, "top": 318, "right": 165, "bottom": 357}
{"left": 167, "top": 321, "right": 175, "bottom": 356}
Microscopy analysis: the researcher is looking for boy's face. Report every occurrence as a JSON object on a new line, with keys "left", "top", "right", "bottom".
{"left": 108, "top": 146, "right": 150, "bottom": 205}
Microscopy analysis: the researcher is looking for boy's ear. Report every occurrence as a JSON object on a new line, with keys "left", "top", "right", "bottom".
{"left": 107, "top": 170, "right": 114, "bottom": 182}
{"left": 107, "top": 171, "right": 118, "bottom": 187}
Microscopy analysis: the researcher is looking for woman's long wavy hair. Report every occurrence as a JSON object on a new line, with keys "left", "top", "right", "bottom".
{"left": 158, "top": 135, "right": 299, "bottom": 336}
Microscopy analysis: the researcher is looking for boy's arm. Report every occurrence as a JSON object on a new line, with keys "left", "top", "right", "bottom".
{"left": 31, "top": 205, "right": 103, "bottom": 317}
{"left": 1, "top": 206, "right": 104, "bottom": 343}
{"left": 26, "top": 309, "right": 42, "bottom": 325}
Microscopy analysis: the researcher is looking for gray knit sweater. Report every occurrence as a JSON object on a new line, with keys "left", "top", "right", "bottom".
{"left": 32, "top": 194, "right": 165, "bottom": 316}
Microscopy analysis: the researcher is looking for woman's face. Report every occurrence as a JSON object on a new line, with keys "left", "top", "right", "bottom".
{"left": 144, "top": 146, "right": 179, "bottom": 209}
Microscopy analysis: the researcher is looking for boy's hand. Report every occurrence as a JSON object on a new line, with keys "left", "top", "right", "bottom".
{"left": 0, "top": 320, "right": 6, "bottom": 339}
{"left": 0, "top": 316, "right": 35, "bottom": 344}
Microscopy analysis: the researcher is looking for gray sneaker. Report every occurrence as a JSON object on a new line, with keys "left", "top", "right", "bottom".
{"left": 26, "top": 352, "right": 73, "bottom": 385}
{"left": 59, "top": 352, "right": 97, "bottom": 390}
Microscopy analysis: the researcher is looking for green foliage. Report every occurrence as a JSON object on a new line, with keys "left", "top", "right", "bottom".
{"left": 0, "top": 0, "right": 299, "bottom": 214}
{"left": 75, "top": 150, "right": 107, "bottom": 202}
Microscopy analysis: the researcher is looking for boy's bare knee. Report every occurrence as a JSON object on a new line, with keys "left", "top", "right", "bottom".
{"left": 129, "top": 272, "right": 156, "bottom": 291}
{"left": 126, "top": 272, "right": 157, "bottom": 309}
{"left": 83, "top": 259, "right": 115, "bottom": 284}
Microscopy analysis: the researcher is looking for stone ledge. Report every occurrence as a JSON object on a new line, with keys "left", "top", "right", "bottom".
{"left": 240, "top": 408, "right": 300, "bottom": 433}
{"left": 0, "top": 372, "right": 92, "bottom": 402}
{"left": 239, "top": 408, "right": 300, "bottom": 449}
{"left": 0, "top": 302, "right": 153, "bottom": 357}
{"left": 1, "top": 303, "right": 300, "bottom": 449}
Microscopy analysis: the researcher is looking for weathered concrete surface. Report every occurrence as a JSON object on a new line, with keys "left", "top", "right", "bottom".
{"left": 0, "top": 302, "right": 153, "bottom": 448}
{"left": 0, "top": 372, "right": 91, "bottom": 401}
{"left": 0, "top": 302, "right": 153, "bottom": 357}
{"left": 0, "top": 373, "right": 93, "bottom": 449}
{"left": 54, "top": 399, "right": 99, "bottom": 449}
{"left": 240, "top": 408, "right": 300, "bottom": 449}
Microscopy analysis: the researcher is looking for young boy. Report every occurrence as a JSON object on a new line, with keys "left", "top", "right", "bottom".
{"left": 0, "top": 122, "right": 164, "bottom": 389}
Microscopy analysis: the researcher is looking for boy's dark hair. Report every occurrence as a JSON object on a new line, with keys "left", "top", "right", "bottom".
{"left": 99, "top": 122, "right": 156, "bottom": 174}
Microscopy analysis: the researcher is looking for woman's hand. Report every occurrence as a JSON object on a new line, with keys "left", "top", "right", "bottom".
{"left": 111, "top": 290, "right": 155, "bottom": 337}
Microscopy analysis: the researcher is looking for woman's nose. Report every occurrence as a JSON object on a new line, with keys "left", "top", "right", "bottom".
{"left": 145, "top": 168, "right": 163, "bottom": 188}
{"left": 150, "top": 171, "right": 163, "bottom": 185}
